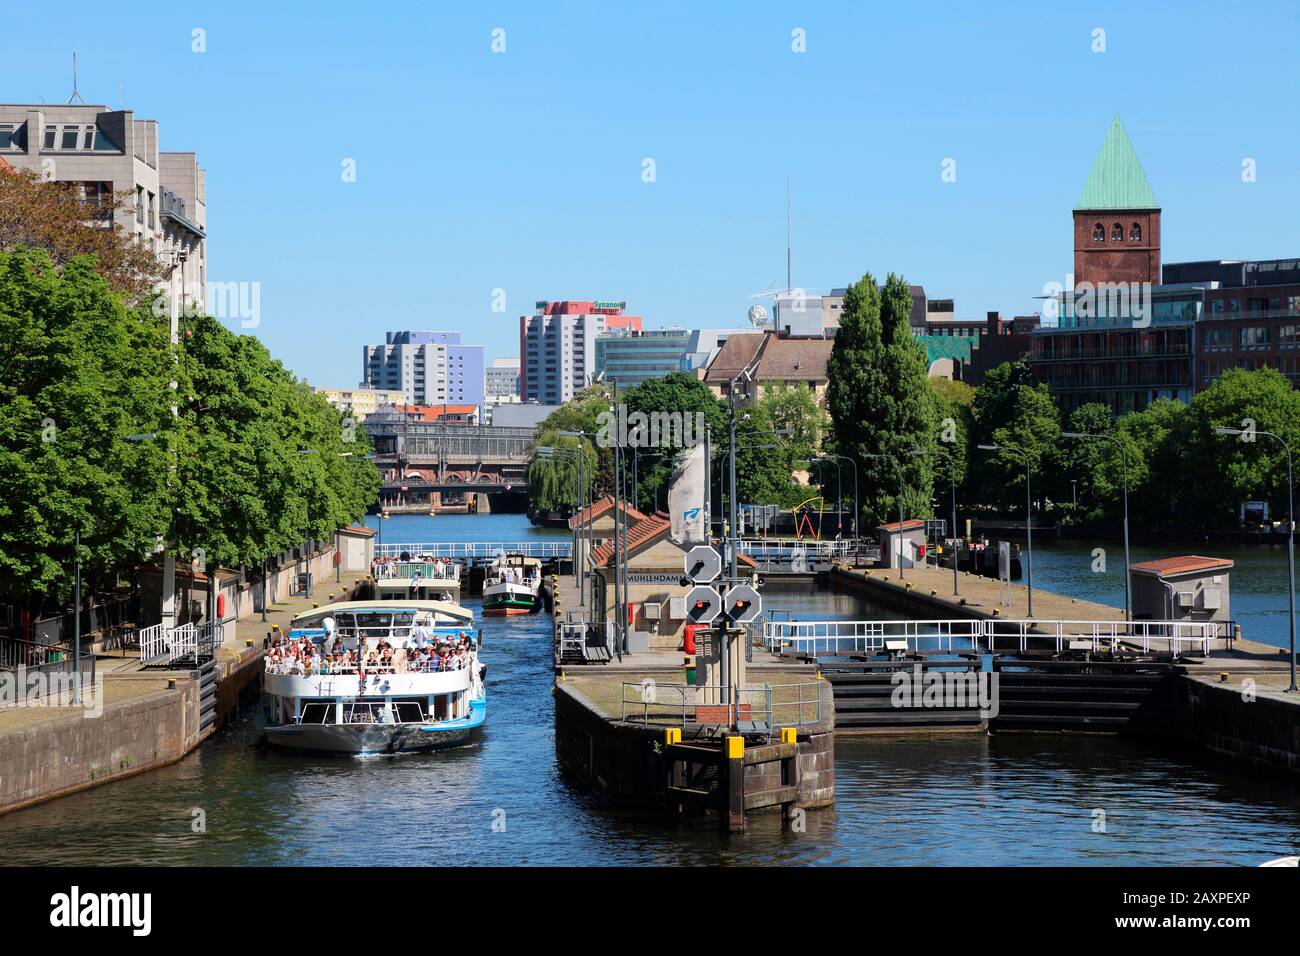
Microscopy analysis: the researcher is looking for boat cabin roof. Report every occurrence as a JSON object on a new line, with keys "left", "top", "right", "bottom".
{"left": 292, "top": 599, "right": 473, "bottom": 625}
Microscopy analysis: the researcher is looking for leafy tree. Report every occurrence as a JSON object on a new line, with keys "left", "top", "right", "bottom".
{"left": 0, "top": 169, "right": 164, "bottom": 298}
{"left": 827, "top": 272, "right": 937, "bottom": 528}
{"left": 927, "top": 377, "right": 972, "bottom": 501}
{"left": 0, "top": 248, "right": 172, "bottom": 611}
{"left": 1118, "top": 399, "right": 1190, "bottom": 526}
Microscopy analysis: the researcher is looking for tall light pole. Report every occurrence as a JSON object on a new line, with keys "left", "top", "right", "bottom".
{"left": 822, "top": 453, "right": 860, "bottom": 543}
{"left": 539, "top": 445, "right": 587, "bottom": 596}
{"left": 978, "top": 443, "right": 1034, "bottom": 618}
{"left": 866, "top": 453, "right": 906, "bottom": 578}
{"left": 911, "top": 447, "right": 958, "bottom": 596}
{"left": 1216, "top": 425, "right": 1296, "bottom": 692}
{"left": 1063, "top": 431, "right": 1131, "bottom": 622}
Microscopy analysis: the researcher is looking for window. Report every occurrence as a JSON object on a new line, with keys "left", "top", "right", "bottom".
{"left": 0, "top": 124, "right": 18, "bottom": 150}
{"left": 1240, "top": 327, "right": 1271, "bottom": 351}
{"left": 1111, "top": 223, "right": 1123, "bottom": 242}
{"left": 1092, "top": 223, "right": 1104, "bottom": 242}
{"left": 1280, "top": 325, "right": 1300, "bottom": 351}
{"left": 1129, "top": 222, "right": 1142, "bottom": 242}
{"left": 1202, "top": 328, "right": 1232, "bottom": 352}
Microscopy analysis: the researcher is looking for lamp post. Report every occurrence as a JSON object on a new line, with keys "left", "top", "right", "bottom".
{"left": 1063, "top": 431, "right": 1131, "bottom": 622}
{"left": 822, "top": 453, "right": 860, "bottom": 544}
{"left": 977, "top": 443, "right": 1034, "bottom": 618}
{"left": 1216, "top": 426, "right": 1296, "bottom": 692}
{"left": 911, "top": 448, "right": 958, "bottom": 596}
{"left": 866, "top": 453, "right": 906, "bottom": 578}
{"left": 557, "top": 430, "right": 596, "bottom": 613}
{"left": 539, "top": 445, "right": 587, "bottom": 596}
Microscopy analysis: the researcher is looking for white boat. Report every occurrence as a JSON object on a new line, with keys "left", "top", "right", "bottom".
{"left": 372, "top": 555, "right": 462, "bottom": 601}
{"left": 482, "top": 553, "right": 542, "bottom": 616}
{"left": 263, "top": 599, "right": 484, "bottom": 755}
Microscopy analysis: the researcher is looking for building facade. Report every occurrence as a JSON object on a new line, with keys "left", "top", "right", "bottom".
{"left": 316, "top": 387, "right": 407, "bottom": 421}
{"left": 519, "top": 300, "right": 642, "bottom": 403}
{"left": 484, "top": 357, "right": 521, "bottom": 404}
{"left": 594, "top": 328, "right": 692, "bottom": 387}
{"left": 0, "top": 103, "right": 207, "bottom": 308}
{"left": 361, "top": 330, "right": 485, "bottom": 411}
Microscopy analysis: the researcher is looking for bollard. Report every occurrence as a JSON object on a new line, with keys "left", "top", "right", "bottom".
{"left": 665, "top": 727, "right": 682, "bottom": 745}
{"left": 780, "top": 727, "right": 797, "bottom": 745}
{"left": 725, "top": 735, "right": 746, "bottom": 832}
{"left": 1219, "top": 672, "right": 1229, "bottom": 683}
{"left": 167, "top": 678, "right": 177, "bottom": 689}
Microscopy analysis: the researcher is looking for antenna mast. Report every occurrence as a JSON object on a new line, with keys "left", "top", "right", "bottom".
{"left": 67, "top": 52, "right": 87, "bottom": 104}
{"left": 786, "top": 175, "right": 792, "bottom": 293}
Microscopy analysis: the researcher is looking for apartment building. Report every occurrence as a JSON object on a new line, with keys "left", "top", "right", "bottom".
{"left": 361, "top": 331, "right": 485, "bottom": 410}
{"left": 519, "top": 300, "right": 642, "bottom": 403}
{"left": 0, "top": 102, "right": 207, "bottom": 307}
{"left": 315, "top": 387, "right": 407, "bottom": 421}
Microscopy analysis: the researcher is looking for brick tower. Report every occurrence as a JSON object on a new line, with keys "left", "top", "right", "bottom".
{"left": 1073, "top": 115, "right": 1161, "bottom": 286}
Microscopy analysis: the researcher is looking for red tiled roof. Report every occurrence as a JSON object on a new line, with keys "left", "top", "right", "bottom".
{"left": 568, "top": 495, "right": 646, "bottom": 531}
{"left": 393, "top": 403, "right": 478, "bottom": 422}
{"left": 0, "top": 156, "right": 14, "bottom": 174}
{"left": 344, "top": 524, "right": 376, "bottom": 537}
{"left": 703, "top": 331, "right": 833, "bottom": 385}
{"left": 1130, "top": 555, "right": 1233, "bottom": 577}
{"left": 592, "top": 512, "right": 672, "bottom": 567}
{"left": 878, "top": 519, "right": 926, "bottom": 533}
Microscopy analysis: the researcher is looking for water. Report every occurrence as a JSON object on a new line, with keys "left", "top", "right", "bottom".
{"left": 0, "top": 514, "right": 1295, "bottom": 865}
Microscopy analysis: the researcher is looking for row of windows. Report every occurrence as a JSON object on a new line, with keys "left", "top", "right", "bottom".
{"left": 1091, "top": 221, "right": 1143, "bottom": 243}
{"left": 1202, "top": 325, "right": 1300, "bottom": 351}
{"left": 1208, "top": 296, "right": 1300, "bottom": 316}
{"left": 40, "top": 123, "right": 117, "bottom": 152}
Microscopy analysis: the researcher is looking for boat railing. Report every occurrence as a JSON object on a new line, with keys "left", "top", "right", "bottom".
{"left": 374, "top": 561, "right": 460, "bottom": 582}
{"left": 618, "top": 680, "right": 823, "bottom": 732}
{"left": 265, "top": 657, "right": 477, "bottom": 676}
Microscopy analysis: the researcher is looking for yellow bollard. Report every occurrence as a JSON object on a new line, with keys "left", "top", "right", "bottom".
{"left": 780, "top": 727, "right": 797, "bottom": 745}
{"left": 665, "top": 727, "right": 682, "bottom": 745}
{"left": 725, "top": 736, "right": 744, "bottom": 759}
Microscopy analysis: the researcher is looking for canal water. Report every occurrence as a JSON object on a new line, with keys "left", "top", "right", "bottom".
{"left": 0, "top": 514, "right": 1295, "bottom": 865}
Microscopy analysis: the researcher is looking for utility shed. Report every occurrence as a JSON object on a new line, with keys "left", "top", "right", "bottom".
{"left": 878, "top": 519, "right": 927, "bottom": 570}
{"left": 1130, "top": 555, "right": 1233, "bottom": 624}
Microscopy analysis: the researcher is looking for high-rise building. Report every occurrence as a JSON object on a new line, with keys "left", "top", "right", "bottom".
{"left": 315, "top": 387, "right": 407, "bottom": 421}
{"left": 519, "top": 300, "right": 642, "bottom": 403}
{"left": 361, "top": 331, "right": 484, "bottom": 411}
{"left": 0, "top": 103, "right": 207, "bottom": 307}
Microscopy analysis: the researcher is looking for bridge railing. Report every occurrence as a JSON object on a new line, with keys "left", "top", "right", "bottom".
{"left": 374, "top": 541, "right": 571, "bottom": 559}
{"left": 763, "top": 618, "right": 1233, "bottom": 657}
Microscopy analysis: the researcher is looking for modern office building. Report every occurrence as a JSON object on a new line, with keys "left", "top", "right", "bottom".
{"left": 595, "top": 328, "right": 692, "bottom": 387}
{"left": 1028, "top": 115, "right": 1299, "bottom": 414}
{"left": 0, "top": 102, "right": 207, "bottom": 308}
{"left": 361, "top": 331, "right": 485, "bottom": 411}
{"left": 316, "top": 387, "right": 408, "bottom": 421}
{"left": 519, "top": 300, "right": 642, "bottom": 403}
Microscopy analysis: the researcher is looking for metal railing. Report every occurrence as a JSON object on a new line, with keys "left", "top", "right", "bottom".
{"left": 554, "top": 620, "right": 614, "bottom": 663}
{"left": 0, "top": 654, "right": 96, "bottom": 707}
{"left": 374, "top": 541, "right": 571, "bottom": 559}
{"left": 618, "top": 680, "right": 823, "bottom": 729}
{"left": 374, "top": 561, "right": 461, "bottom": 582}
{"left": 135, "top": 621, "right": 223, "bottom": 664}
{"left": 763, "top": 618, "right": 1233, "bottom": 657}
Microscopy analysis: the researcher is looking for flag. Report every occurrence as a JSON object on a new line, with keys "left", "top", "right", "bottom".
{"left": 668, "top": 443, "right": 707, "bottom": 545}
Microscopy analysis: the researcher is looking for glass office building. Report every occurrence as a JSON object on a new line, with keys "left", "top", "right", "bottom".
{"left": 594, "top": 328, "right": 692, "bottom": 388}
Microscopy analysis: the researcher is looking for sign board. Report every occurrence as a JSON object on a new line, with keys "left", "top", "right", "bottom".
{"left": 685, "top": 585, "right": 722, "bottom": 624}
{"left": 683, "top": 545, "right": 722, "bottom": 584}
{"left": 723, "top": 584, "right": 762, "bottom": 624}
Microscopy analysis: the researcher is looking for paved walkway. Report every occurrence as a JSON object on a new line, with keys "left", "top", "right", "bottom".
{"left": 230, "top": 569, "right": 370, "bottom": 656}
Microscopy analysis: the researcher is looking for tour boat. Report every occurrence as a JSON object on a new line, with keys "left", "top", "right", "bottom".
{"left": 372, "top": 554, "right": 462, "bottom": 601}
{"left": 262, "top": 599, "right": 485, "bottom": 755}
{"left": 481, "top": 553, "right": 542, "bottom": 615}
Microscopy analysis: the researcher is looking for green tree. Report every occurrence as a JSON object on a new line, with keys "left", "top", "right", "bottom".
{"left": 0, "top": 248, "right": 172, "bottom": 612}
{"left": 827, "top": 272, "right": 937, "bottom": 528}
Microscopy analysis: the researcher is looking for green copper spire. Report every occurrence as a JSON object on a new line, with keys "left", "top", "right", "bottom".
{"left": 1075, "top": 115, "right": 1159, "bottom": 210}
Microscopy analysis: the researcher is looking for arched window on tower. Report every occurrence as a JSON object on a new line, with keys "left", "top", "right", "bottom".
{"left": 1129, "top": 222, "right": 1142, "bottom": 242}
{"left": 1111, "top": 223, "right": 1123, "bottom": 242}
{"left": 1093, "top": 223, "right": 1105, "bottom": 242}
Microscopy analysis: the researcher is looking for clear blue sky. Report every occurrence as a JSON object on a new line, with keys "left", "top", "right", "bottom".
{"left": 8, "top": 1, "right": 1299, "bottom": 387}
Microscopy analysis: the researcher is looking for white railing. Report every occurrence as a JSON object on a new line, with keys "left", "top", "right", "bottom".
{"left": 555, "top": 620, "right": 613, "bottom": 663}
{"left": 763, "top": 618, "right": 1233, "bottom": 657}
{"left": 374, "top": 541, "right": 571, "bottom": 559}
{"left": 374, "top": 561, "right": 461, "bottom": 582}
{"left": 138, "top": 623, "right": 168, "bottom": 661}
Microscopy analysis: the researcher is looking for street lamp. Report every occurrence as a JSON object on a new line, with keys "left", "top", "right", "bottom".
{"left": 538, "top": 444, "right": 588, "bottom": 597}
{"left": 911, "top": 448, "right": 958, "bottom": 596}
{"left": 821, "top": 453, "right": 860, "bottom": 543}
{"left": 866, "top": 453, "right": 907, "bottom": 578}
{"left": 556, "top": 431, "right": 597, "bottom": 613}
{"left": 1063, "top": 431, "right": 1132, "bottom": 623}
{"left": 1216, "top": 425, "right": 1296, "bottom": 692}
{"left": 977, "top": 443, "right": 1034, "bottom": 617}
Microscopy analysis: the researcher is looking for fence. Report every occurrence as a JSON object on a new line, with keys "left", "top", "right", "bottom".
{"left": 762, "top": 618, "right": 1234, "bottom": 657}
{"left": 136, "top": 621, "right": 224, "bottom": 664}
{"left": 374, "top": 541, "right": 571, "bottom": 560}
{"left": 0, "top": 639, "right": 96, "bottom": 707}
{"left": 618, "top": 680, "right": 823, "bottom": 729}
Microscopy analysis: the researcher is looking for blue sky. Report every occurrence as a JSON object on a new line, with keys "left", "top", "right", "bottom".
{"left": 7, "top": 1, "right": 1299, "bottom": 387}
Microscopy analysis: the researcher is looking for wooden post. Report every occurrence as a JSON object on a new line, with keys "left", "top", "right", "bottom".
{"left": 725, "top": 734, "right": 745, "bottom": 832}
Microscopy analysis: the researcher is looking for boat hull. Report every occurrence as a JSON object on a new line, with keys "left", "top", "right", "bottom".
{"left": 265, "top": 700, "right": 485, "bottom": 756}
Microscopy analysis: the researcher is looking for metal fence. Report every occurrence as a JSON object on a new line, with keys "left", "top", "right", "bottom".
{"left": 763, "top": 617, "right": 1234, "bottom": 657}
{"left": 618, "top": 680, "right": 822, "bottom": 729}
{"left": 0, "top": 639, "right": 96, "bottom": 707}
{"left": 374, "top": 541, "right": 571, "bottom": 559}
{"left": 136, "top": 621, "right": 224, "bottom": 664}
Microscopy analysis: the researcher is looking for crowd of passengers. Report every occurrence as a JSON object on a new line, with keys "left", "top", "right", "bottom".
{"left": 370, "top": 555, "right": 457, "bottom": 579}
{"left": 265, "top": 625, "right": 477, "bottom": 677}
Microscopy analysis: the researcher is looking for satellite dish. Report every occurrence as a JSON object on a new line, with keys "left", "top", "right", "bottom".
{"left": 747, "top": 304, "right": 770, "bottom": 328}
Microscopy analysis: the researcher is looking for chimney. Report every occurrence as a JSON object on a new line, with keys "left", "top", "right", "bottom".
{"left": 986, "top": 311, "right": 1001, "bottom": 336}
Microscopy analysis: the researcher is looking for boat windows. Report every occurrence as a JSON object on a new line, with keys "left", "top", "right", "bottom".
{"left": 299, "top": 701, "right": 334, "bottom": 725}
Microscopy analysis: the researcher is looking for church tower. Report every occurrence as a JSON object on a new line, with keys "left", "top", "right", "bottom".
{"left": 1073, "top": 115, "right": 1161, "bottom": 286}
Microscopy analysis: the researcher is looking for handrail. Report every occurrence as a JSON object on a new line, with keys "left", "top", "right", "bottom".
{"left": 374, "top": 541, "right": 571, "bottom": 559}
{"left": 618, "top": 680, "right": 823, "bottom": 729}
{"left": 762, "top": 618, "right": 1233, "bottom": 656}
